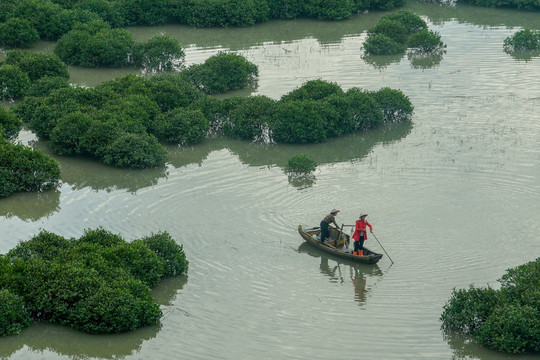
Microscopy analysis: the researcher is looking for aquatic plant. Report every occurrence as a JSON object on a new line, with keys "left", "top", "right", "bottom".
{"left": 363, "top": 10, "right": 445, "bottom": 58}
{"left": 0, "top": 140, "right": 61, "bottom": 198}
{"left": 182, "top": 52, "right": 258, "bottom": 94}
{"left": 285, "top": 154, "right": 317, "bottom": 174}
{"left": 0, "top": 229, "right": 188, "bottom": 335}
{"left": 503, "top": 29, "right": 540, "bottom": 52}
{"left": 441, "top": 258, "right": 540, "bottom": 354}
{"left": 0, "top": 17, "right": 39, "bottom": 48}
{"left": 0, "top": 288, "right": 31, "bottom": 336}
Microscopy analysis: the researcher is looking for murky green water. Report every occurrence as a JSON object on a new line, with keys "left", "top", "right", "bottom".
{"left": 1, "top": 2, "right": 539, "bottom": 359}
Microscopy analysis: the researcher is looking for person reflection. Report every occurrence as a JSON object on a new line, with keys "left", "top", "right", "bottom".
{"left": 319, "top": 256, "right": 340, "bottom": 282}
{"left": 351, "top": 267, "right": 367, "bottom": 305}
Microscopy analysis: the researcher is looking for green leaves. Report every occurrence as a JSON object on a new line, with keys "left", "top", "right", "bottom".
{"left": 0, "top": 229, "right": 188, "bottom": 334}
{"left": 441, "top": 258, "right": 540, "bottom": 354}
{"left": 0, "top": 141, "right": 60, "bottom": 198}
{"left": 0, "top": 289, "right": 31, "bottom": 336}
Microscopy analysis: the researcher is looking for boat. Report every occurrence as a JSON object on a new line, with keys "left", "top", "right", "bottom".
{"left": 298, "top": 225, "right": 383, "bottom": 264}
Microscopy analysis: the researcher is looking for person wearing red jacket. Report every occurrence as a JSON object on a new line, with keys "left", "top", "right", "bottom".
{"left": 352, "top": 213, "right": 373, "bottom": 254}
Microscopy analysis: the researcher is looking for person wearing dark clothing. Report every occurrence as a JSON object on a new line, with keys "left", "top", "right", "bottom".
{"left": 320, "top": 209, "right": 340, "bottom": 245}
{"left": 352, "top": 213, "right": 373, "bottom": 254}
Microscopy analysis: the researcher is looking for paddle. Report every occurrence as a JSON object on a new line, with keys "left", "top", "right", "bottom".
{"left": 370, "top": 231, "right": 394, "bottom": 264}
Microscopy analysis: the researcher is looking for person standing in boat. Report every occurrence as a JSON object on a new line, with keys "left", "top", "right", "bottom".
{"left": 320, "top": 209, "right": 341, "bottom": 245}
{"left": 352, "top": 213, "right": 373, "bottom": 254}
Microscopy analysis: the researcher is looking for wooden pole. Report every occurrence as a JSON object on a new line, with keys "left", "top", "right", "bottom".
{"left": 371, "top": 231, "right": 394, "bottom": 264}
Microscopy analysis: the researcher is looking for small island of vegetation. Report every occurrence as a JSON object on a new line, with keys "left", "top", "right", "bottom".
{"left": 0, "top": 0, "right": 408, "bottom": 51}
{"left": 440, "top": 258, "right": 539, "bottom": 354}
{"left": 363, "top": 10, "right": 445, "bottom": 57}
{"left": 0, "top": 228, "right": 188, "bottom": 336}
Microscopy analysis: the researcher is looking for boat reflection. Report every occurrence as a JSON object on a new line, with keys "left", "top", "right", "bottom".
{"left": 298, "top": 242, "right": 383, "bottom": 306}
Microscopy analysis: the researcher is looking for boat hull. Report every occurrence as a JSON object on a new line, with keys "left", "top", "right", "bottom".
{"left": 298, "top": 225, "right": 383, "bottom": 264}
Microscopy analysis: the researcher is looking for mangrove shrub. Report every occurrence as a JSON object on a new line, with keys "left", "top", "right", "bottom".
{"left": 0, "top": 140, "right": 61, "bottom": 198}
{"left": 0, "top": 107, "right": 22, "bottom": 141}
{"left": 0, "top": 228, "right": 188, "bottom": 334}
{"left": 504, "top": 29, "right": 540, "bottom": 52}
{"left": 0, "top": 64, "right": 30, "bottom": 100}
{"left": 183, "top": 52, "right": 258, "bottom": 94}
{"left": 0, "top": 289, "right": 31, "bottom": 336}
{"left": 285, "top": 154, "right": 317, "bottom": 173}
{"left": 5, "top": 50, "right": 70, "bottom": 82}
{"left": 0, "top": 17, "right": 39, "bottom": 48}
{"left": 152, "top": 108, "right": 209, "bottom": 145}
{"left": 440, "top": 258, "right": 540, "bottom": 354}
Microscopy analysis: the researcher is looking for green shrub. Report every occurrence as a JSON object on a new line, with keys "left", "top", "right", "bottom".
{"left": 224, "top": 95, "right": 276, "bottom": 141}
{"left": 346, "top": 88, "right": 383, "bottom": 129}
{"left": 368, "top": 19, "right": 408, "bottom": 45}
{"left": 0, "top": 289, "right": 31, "bottom": 336}
{"left": 504, "top": 29, "right": 540, "bottom": 52}
{"left": 280, "top": 79, "right": 344, "bottom": 102}
{"left": 367, "top": 0, "right": 405, "bottom": 10}
{"left": 102, "top": 133, "right": 167, "bottom": 169}
{"left": 152, "top": 108, "right": 209, "bottom": 145}
{"left": 0, "top": 107, "right": 22, "bottom": 141}
{"left": 182, "top": 0, "right": 270, "bottom": 27}
{"left": 285, "top": 154, "right": 317, "bottom": 173}
{"left": 372, "top": 87, "right": 414, "bottom": 123}
{"left": 55, "top": 20, "right": 135, "bottom": 67}
{"left": 0, "top": 229, "right": 188, "bottom": 334}
{"left": 363, "top": 33, "right": 406, "bottom": 55}
{"left": 407, "top": 29, "right": 445, "bottom": 53}
{"left": 49, "top": 111, "right": 93, "bottom": 155}
{"left": 266, "top": 0, "right": 304, "bottom": 19}
{"left": 141, "top": 232, "right": 189, "bottom": 278}
{"left": 474, "top": 305, "right": 540, "bottom": 354}
{"left": 74, "top": 0, "right": 126, "bottom": 27}
{"left": 26, "top": 76, "right": 70, "bottom": 97}
{"left": 0, "top": 141, "right": 60, "bottom": 198}
{"left": 441, "top": 258, "right": 540, "bottom": 354}
{"left": 0, "top": 17, "right": 39, "bottom": 48}
{"left": 381, "top": 10, "right": 427, "bottom": 34}
{"left": 117, "top": 0, "right": 169, "bottom": 26}
{"left": 147, "top": 73, "right": 204, "bottom": 112}
{"left": 0, "top": 64, "right": 30, "bottom": 100}
{"left": 184, "top": 52, "right": 258, "bottom": 94}
{"left": 271, "top": 100, "right": 327, "bottom": 143}
{"left": 132, "top": 34, "right": 185, "bottom": 72}
{"left": 304, "top": 0, "right": 353, "bottom": 20}
{"left": 441, "top": 285, "right": 500, "bottom": 333}
{"left": 5, "top": 50, "right": 69, "bottom": 81}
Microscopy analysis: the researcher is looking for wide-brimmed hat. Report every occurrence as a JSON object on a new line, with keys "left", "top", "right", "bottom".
{"left": 330, "top": 209, "right": 340, "bottom": 214}
{"left": 359, "top": 213, "right": 368, "bottom": 218}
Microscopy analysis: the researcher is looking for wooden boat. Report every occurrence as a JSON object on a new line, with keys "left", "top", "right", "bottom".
{"left": 298, "top": 225, "right": 383, "bottom": 264}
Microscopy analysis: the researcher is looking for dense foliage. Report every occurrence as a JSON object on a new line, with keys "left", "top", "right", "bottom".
{"left": 182, "top": 52, "right": 258, "bottom": 94}
{"left": 0, "top": 50, "right": 69, "bottom": 100}
{"left": 0, "top": 140, "right": 61, "bottom": 198}
{"left": 0, "top": 229, "right": 188, "bottom": 335}
{"left": 363, "top": 10, "right": 445, "bottom": 56}
{"left": 504, "top": 29, "right": 540, "bottom": 52}
{"left": 0, "top": 17, "right": 39, "bottom": 48}
{"left": 0, "top": 289, "right": 31, "bottom": 336}
{"left": 440, "top": 258, "right": 540, "bottom": 354}
{"left": 0, "top": 0, "right": 406, "bottom": 46}
{"left": 54, "top": 21, "right": 185, "bottom": 69}
{"left": 0, "top": 107, "right": 22, "bottom": 141}
{"left": 285, "top": 154, "right": 317, "bottom": 173}
{"left": 447, "top": 0, "right": 540, "bottom": 11}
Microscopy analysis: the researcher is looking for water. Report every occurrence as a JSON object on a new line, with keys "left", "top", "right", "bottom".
{"left": 1, "top": 2, "right": 539, "bottom": 359}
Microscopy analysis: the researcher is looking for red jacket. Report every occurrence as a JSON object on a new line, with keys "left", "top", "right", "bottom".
{"left": 352, "top": 219, "right": 372, "bottom": 241}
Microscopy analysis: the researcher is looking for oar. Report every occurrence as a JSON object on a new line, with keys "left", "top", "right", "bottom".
{"left": 371, "top": 231, "right": 394, "bottom": 264}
